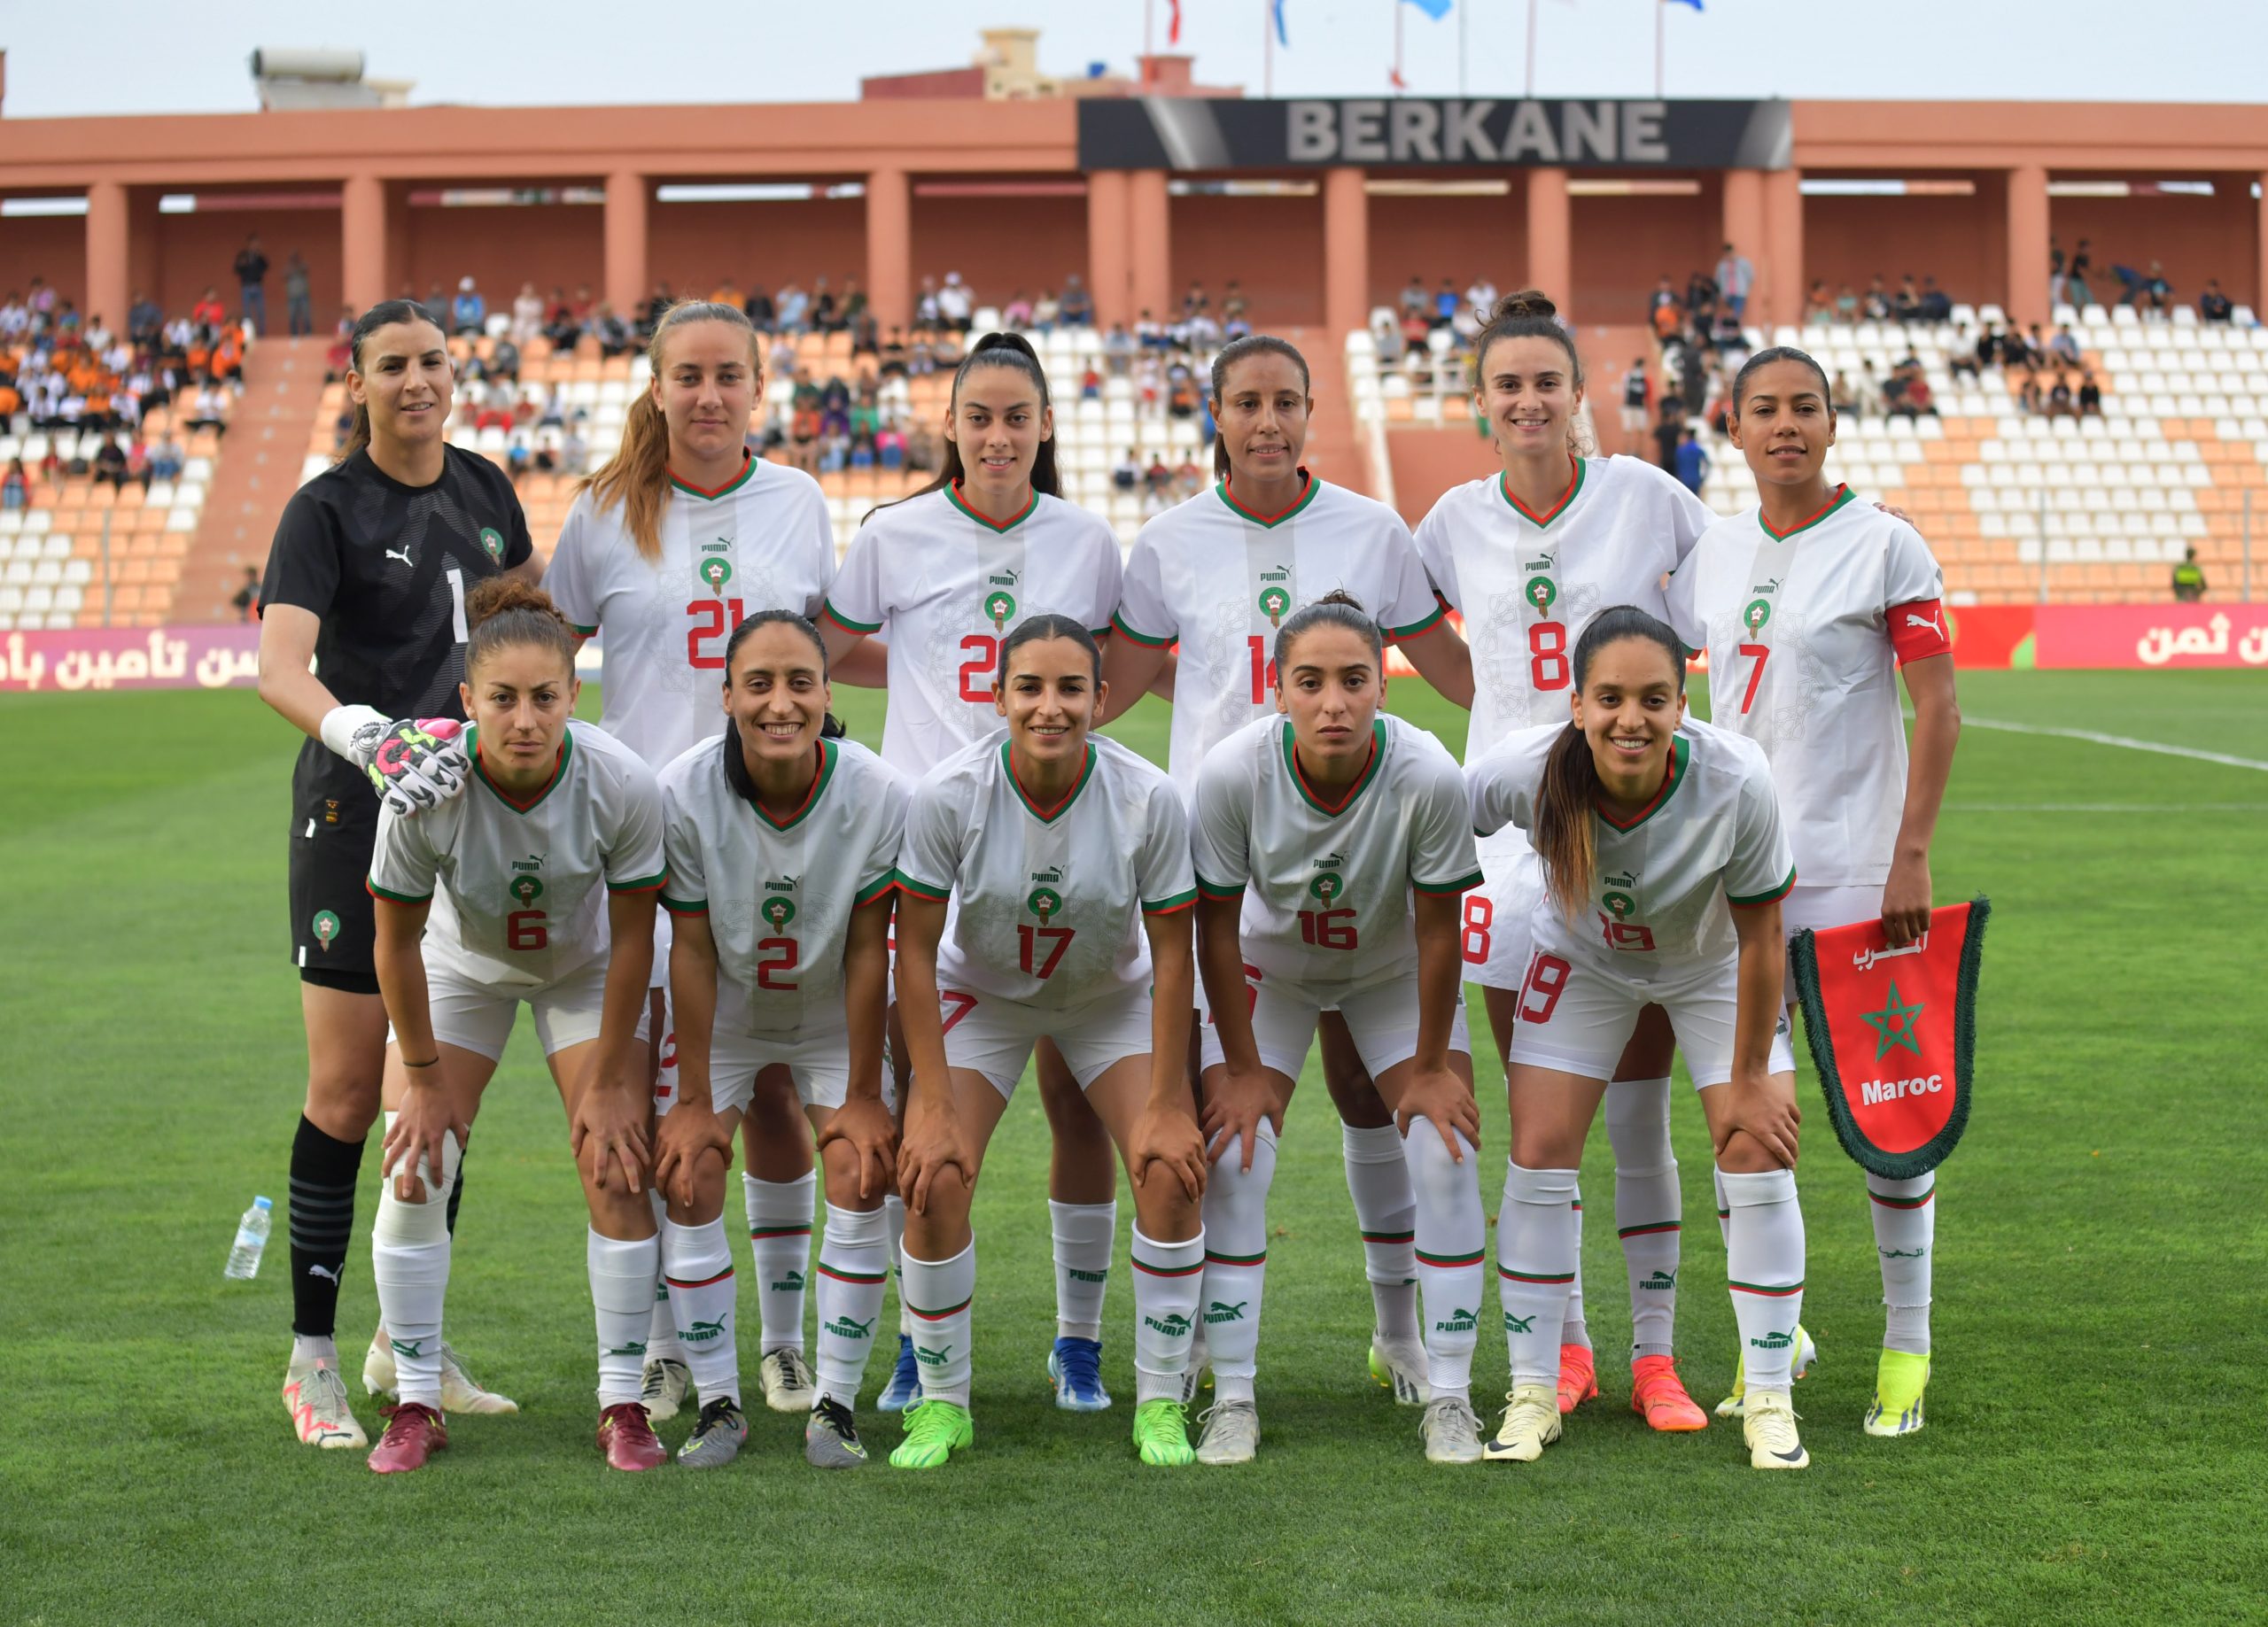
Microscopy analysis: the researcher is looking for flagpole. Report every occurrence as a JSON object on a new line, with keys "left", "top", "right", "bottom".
{"left": 1144, "top": 0, "right": 1154, "bottom": 89}
{"left": 1394, "top": 0, "right": 1404, "bottom": 92}
{"left": 1460, "top": 0, "right": 1470, "bottom": 96}
{"left": 1265, "top": 0, "right": 1274, "bottom": 97}
{"left": 1526, "top": 0, "right": 1538, "bottom": 96}
{"left": 1655, "top": 0, "right": 1666, "bottom": 97}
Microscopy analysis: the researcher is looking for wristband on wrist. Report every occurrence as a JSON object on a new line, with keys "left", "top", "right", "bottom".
{"left": 403, "top": 1057, "right": 440, "bottom": 1070}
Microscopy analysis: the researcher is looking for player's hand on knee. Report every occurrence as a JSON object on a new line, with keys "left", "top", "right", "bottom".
{"left": 382, "top": 1086, "right": 456, "bottom": 1204}
{"left": 651, "top": 1099, "right": 728, "bottom": 1206}
{"left": 1715, "top": 1073, "right": 1800, "bottom": 1169}
{"left": 817, "top": 1096, "right": 899, "bottom": 1203}
{"left": 897, "top": 1106, "right": 973, "bottom": 1217}
{"left": 1198, "top": 1065, "right": 1278, "bottom": 1172}
{"left": 573, "top": 1081, "right": 654, "bottom": 1197}
{"left": 1395, "top": 1065, "right": 1480, "bottom": 1162}
{"left": 1130, "top": 1104, "right": 1208, "bottom": 1203}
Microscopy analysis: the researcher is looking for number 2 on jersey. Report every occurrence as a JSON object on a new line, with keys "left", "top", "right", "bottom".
{"left": 757, "top": 936, "right": 799, "bottom": 991}
{"left": 686, "top": 599, "right": 747, "bottom": 670}
{"left": 959, "top": 634, "right": 998, "bottom": 702}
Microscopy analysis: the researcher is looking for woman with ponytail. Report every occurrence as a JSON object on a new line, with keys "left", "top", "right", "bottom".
{"left": 544, "top": 298, "right": 859, "bottom": 1423}
{"left": 258, "top": 298, "right": 534, "bottom": 1451}
{"left": 364, "top": 578, "right": 670, "bottom": 1475}
{"left": 822, "top": 331, "right": 1131, "bottom": 1415}
{"left": 1465, "top": 606, "right": 1813, "bottom": 1475}
{"left": 1411, "top": 288, "right": 1720, "bottom": 1430}
{"left": 1104, "top": 331, "right": 1475, "bottom": 1412}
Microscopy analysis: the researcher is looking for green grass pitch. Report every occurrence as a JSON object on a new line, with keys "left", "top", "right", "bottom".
{"left": 2, "top": 669, "right": 2264, "bottom": 1625}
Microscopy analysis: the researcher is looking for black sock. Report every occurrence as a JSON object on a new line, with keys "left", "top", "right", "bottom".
{"left": 446, "top": 1143, "right": 468, "bottom": 1237}
{"left": 288, "top": 1115, "right": 366, "bottom": 1339}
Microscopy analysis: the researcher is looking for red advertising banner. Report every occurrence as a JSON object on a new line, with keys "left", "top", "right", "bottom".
{"left": 1943, "top": 604, "right": 2035, "bottom": 670}
{"left": 2031, "top": 603, "right": 2268, "bottom": 670}
{"left": 0, "top": 626, "right": 262, "bottom": 693}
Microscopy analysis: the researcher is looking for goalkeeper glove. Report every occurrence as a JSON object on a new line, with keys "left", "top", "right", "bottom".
{"left": 321, "top": 704, "right": 471, "bottom": 816}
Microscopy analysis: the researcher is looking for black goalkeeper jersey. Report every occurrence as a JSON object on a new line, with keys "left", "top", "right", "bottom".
{"left": 260, "top": 444, "right": 534, "bottom": 806}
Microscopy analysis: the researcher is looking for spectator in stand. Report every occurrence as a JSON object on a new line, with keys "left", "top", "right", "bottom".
{"left": 487, "top": 335, "right": 521, "bottom": 384}
{"left": 811, "top": 275, "right": 838, "bottom": 332}
{"left": 1400, "top": 275, "right": 1431, "bottom": 326}
{"left": 1104, "top": 321, "right": 1136, "bottom": 376}
{"left": 1674, "top": 425, "right": 1709, "bottom": 496}
{"left": 1714, "top": 242, "right": 1754, "bottom": 322}
{"left": 1080, "top": 362, "right": 1102, "bottom": 401}
{"left": 1854, "top": 360, "right": 1886, "bottom": 418}
{"left": 1620, "top": 356, "right": 1649, "bottom": 434}
{"left": 1834, "top": 282, "right": 1860, "bottom": 323}
{"left": 776, "top": 280, "right": 810, "bottom": 335}
{"left": 936, "top": 271, "right": 974, "bottom": 331}
{"left": 1464, "top": 275, "right": 1499, "bottom": 320}
{"left": 1029, "top": 288, "right": 1059, "bottom": 332}
{"left": 560, "top": 419, "right": 588, "bottom": 474}
{"left": 1892, "top": 275, "right": 1922, "bottom": 323}
{"left": 1862, "top": 275, "right": 1892, "bottom": 322}
{"left": 1060, "top": 273, "right": 1094, "bottom": 328}
{"left": 592, "top": 302, "right": 635, "bottom": 358}
{"left": 2078, "top": 370, "right": 2102, "bottom": 415}
{"left": 2016, "top": 369, "right": 2043, "bottom": 415}
{"left": 2066, "top": 238, "right": 2093, "bottom": 306}
{"left": 2172, "top": 547, "right": 2207, "bottom": 602}
{"left": 638, "top": 283, "right": 674, "bottom": 337}
{"left": 905, "top": 418, "right": 939, "bottom": 474}
{"left": 2049, "top": 237, "right": 2068, "bottom": 307}
{"left": 127, "top": 291, "right": 164, "bottom": 345}
{"left": 2138, "top": 261, "right": 2172, "bottom": 314}
{"left": 2199, "top": 279, "right": 2234, "bottom": 323}
{"left": 123, "top": 436, "right": 152, "bottom": 491}
{"left": 914, "top": 275, "right": 941, "bottom": 329}
{"left": 1918, "top": 276, "right": 1952, "bottom": 323}
{"left": 1, "top": 457, "right": 26, "bottom": 511}
{"left": 230, "top": 563, "right": 260, "bottom": 620}
{"left": 1113, "top": 447, "right": 1140, "bottom": 493}
{"left": 234, "top": 235, "right": 270, "bottom": 334}
{"left": 710, "top": 276, "right": 744, "bottom": 310}
{"left": 1946, "top": 324, "right": 1981, "bottom": 381}
{"left": 282, "top": 252, "right": 314, "bottom": 337}
{"left": 1433, "top": 278, "right": 1461, "bottom": 328}
{"left": 876, "top": 422, "right": 905, "bottom": 469}
{"left": 1649, "top": 275, "right": 1681, "bottom": 339}
{"left": 2047, "top": 323, "right": 2082, "bottom": 367}
{"left": 151, "top": 432, "right": 185, "bottom": 481}
{"left": 1685, "top": 267, "right": 1719, "bottom": 328}
{"left": 511, "top": 281, "right": 544, "bottom": 345}
{"left": 1651, "top": 397, "right": 1686, "bottom": 474}
{"left": 92, "top": 434, "right": 128, "bottom": 487}
{"left": 2044, "top": 376, "right": 2073, "bottom": 417}
{"left": 1805, "top": 280, "right": 1834, "bottom": 326}
{"left": 744, "top": 283, "right": 777, "bottom": 333}
{"left": 451, "top": 275, "right": 486, "bottom": 337}
{"left": 1830, "top": 369, "right": 1859, "bottom": 418}
{"left": 190, "top": 285, "right": 226, "bottom": 333}
{"left": 2001, "top": 324, "right": 2037, "bottom": 370}
{"left": 1003, "top": 289, "right": 1035, "bottom": 329}
{"left": 1221, "top": 279, "right": 1251, "bottom": 337}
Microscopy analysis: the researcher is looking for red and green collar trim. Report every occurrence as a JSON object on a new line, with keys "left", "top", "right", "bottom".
{"left": 1759, "top": 483, "right": 1854, "bottom": 540}
{"left": 468, "top": 725, "right": 574, "bottom": 814}
{"left": 1498, "top": 455, "right": 1586, "bottom": 528}
{"left": 744, "top": 739, "right": 836, "bottom": 832}
{"left": 947, "top": 479, "right": 1038, "bottom": 534}
{"left": 1004, "top": 739, "right": 1097, "bottom": 823}
{"left": 1596, "top": 733, "right": 1689, "bottom": 831}
{"left": 1217, "top": 469, "right": 1320, "bottom": 528}
{"left": 1284, "top": 718, "right": 1386, "bottom": 817}
{"left": 669, "top": 454, "right": 757, "bottom": 500}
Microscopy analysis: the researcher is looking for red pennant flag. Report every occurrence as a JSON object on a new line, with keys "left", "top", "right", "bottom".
{"left": 1789, "top": 897, "right": 1989, "bottom": 1180}
{"left": 1169, "top": 0, "right": 1184, "bottom": 44}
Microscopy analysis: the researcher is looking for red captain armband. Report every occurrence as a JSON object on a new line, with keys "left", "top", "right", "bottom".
{"left": 1887, "top": 599, "right": 1952, "bottom": 665}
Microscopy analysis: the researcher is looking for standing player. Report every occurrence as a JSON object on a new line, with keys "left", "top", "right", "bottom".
{"left": 1103, "top": 334, "right": 1476, "bottom": 1408}
{"left": 889, "top": 618, "right": 1208, "bottom": 1469}
{"left": 256, "top": 298, "right": 532, "bottom": 1447}
{"left": 1412, "top": 291, "right": 1717, "bottom": 1430}
{"left": 1466, "top": 607, "right": 1812, "bottom": 1471}
{"left": 823, "top": 333, "right": 1129, "bottom": 1413}
{"left": 363, "top": 580, "right": 667, "bottom": 1474}
{"left": 1189, "top": 593, "right": 1489, "bottom": 1466}
{"left": 651, "top": 612, "right": 906, "bottom": 1470}
{"left": 1667, "top": 346, "right": 1960, "bottom": 1438}
{"left": 545, "top": 299, "right": 864, "bottom": 1421}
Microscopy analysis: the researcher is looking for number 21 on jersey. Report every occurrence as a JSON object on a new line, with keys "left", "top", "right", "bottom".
{"left": 687, "top": 599, "right": 748, "bottom": 670}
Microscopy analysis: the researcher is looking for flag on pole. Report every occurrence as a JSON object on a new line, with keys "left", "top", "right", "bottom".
{"left": 1404, "top": 0, "right": 1455, "bottom": 18}
{"left": 1664, "top": 0, "right": 1704, "bottom": 10}
{"left": 1169, "top": 0, "right": 1184, "bottom": 44}
{"left": 1273, "top": 0, "right": 1290, "bottom": 46}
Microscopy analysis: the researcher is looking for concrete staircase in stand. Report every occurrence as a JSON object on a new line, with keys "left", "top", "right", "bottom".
{"left": 180, "top": 337, "right": 329, "bottom": 623}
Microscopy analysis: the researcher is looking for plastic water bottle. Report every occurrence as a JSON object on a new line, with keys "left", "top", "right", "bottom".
{"left": 226, "top": 1196, "right": 274, "bottom": 1280}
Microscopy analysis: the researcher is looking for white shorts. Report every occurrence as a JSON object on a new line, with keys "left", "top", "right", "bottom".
{"left": 1504, "top": 945, "right": 1794, "bottom": 1088}
{"left": 1780, "top": 883, "right": 1885, "bottom": 984}
{"left": 1461, "top": 845, "right": 1543, "bottom": 993}
{"left": 695, "top": 1019, "right": 897, "bottom": 1116}
{"left": 1200, "top": 966, "right": 1472, "bottom": 1080}
{"left": 400, "top": 957, "right": 610, "bottom": 1062}
{"left": 941, "top": 985, "right": 1155, "bottom": 1100}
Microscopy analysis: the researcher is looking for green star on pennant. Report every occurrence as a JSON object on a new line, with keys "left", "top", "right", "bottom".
{"left": 1860, "top": 980, "right": 1926, "bottom": 1060}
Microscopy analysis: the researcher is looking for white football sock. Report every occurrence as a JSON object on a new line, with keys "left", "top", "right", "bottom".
{"left": 884, "top": 1193, "right": 911, "bottom": 1338}
{"left": 369, "top": 1115, "right": 457, "bottom": 1411}
{"left": 899, "top": 1237, "right": 976, "bottom": 1407}
{"left": 1499, "top": 1162, "right": 1580, "bottom": 1391}
{"left": 1868, "top": 1171, "right": 1936, "bottom": 1354}
{"left": 1714, "top": 1166, "right": 1732, "bottom": 1249}
{"left": 1720, "top": 1166, "right": 1806, "bottom": 1392}
{"left": 1404, "top": 1121, "right": 1484, "bottom": 1406}
{"left": 1130, "top": 1228, "right": 1205, "bottom": 1404}
{"left": 662, "top": 1217, "right": 740, "bottom": 1407}
{"left": 1606, "top": 1076, "right": 1682, "bottom": 1360}
{"left": 816, "top": 1203, "right": 890, "bottom": 1404}
{"left": 743, "top": 1170, "right": 814, "bottom": 1354}
{"left": 1559, "top": 1182, "right": 1592, "bottom": 1352}
{"left": 646, "top": 1189, "right": 686, "bottom": 1364}
{"left": 1342, "top": 1122, "right": 1420, "bottom": 1344}
{"left": 1199, "top": 1125, "right": 1277, "bottom": 1405}
{"left": 587, "top": 1228, "right": 661, "bottom": 1408}
{"left": 1050, "top": 1198, "right": 1115, "bottom": 1344}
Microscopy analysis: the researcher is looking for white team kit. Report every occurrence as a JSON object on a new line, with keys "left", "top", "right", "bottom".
{"left": 892, "top": 732, "right": 1197, "bottom": 1096}
{"left": 366, "top": 720, "right": 667, "bottom": 1058}
{"left": 1114, "top": 472, "right": 1445, "bottom": 796}
{"left": 1665, "top": 484, "right": 1950, "bottom": 954}
{"left": 1464, "top": 717, "right": 1798, "bottom": 1087}
{"left": 823, "top": 484, "right": 1123, "bottom": 778}
{"left": 657, "top": 735, "right": 909, "bottom": 1112}
{"left": 1191, "top": 713, "right": 1483, "bottom": 1079}
{"left": 1414, "top": 454, "right": 1714, "bottom": 991}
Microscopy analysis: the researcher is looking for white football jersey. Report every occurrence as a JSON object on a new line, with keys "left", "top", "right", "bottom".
{"left": 657, "top": 735, "right": 907, "bottom": 1034}
{"left": 543, "top": 456, "right": 835, "bottom": 769}
{"left": 1115, "top": 473, "right": 1443, "bottom": 798}
{"left": 369, "top": 720, "right": 666, "bottom": 989}
{"left": 1665, "top": 488, "right": 1946, "bottom": 886}
{"left": 895, "top": 732, "right": 1195, "bottom": 1008}
{"left": 823, "top": 484, "right": 1122, "bottom": 779}
{"left": 1191, "top": 713, "right": 1481, "bottom": 991}
{"left": 1466, "top": 718, "right": 1795, "bottom": 979}
{"left": 1414, "top": 454, "right": 1713, "bottom": 760}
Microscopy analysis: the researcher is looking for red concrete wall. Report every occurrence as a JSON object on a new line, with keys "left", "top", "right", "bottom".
{"left": 912, "top": 190, "right": 1086, "bottom": 312}
{"left": 1367, "top": 188, "right": 1524, "bottom": 316}
{"left": 0, "top": 213, "right": 87, "bottom": 310}
{"left": 1803, "top": 187, "right": 2003, "bottom": 316}
{"left": 2049, "top": 182, "right": 2258, "bottom": 309}
{"left": 1171, "top": 190, "right": 1325, "bottom": 328}
{"left": 1570, "top": 183, "right": 1719, "bottom": 326}
{"left": 648, "top": 197, "right": 867, "bottom": 305}
{"left": 398, "top": 202, "right": 603, "bottom": 313}
{"left": 1385, "top": 425, "right": 1503, "bottom": 528}
{"left": 150, "top": 207, "right": 343, "bottom": 329}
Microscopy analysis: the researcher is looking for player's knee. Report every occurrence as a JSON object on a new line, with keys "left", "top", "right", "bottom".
{"left": 306, "top": 1067, "right": 383, "bottom": 1138}
{"left": 1132, "top": 1179, "right": 1200, "bottom": 1241}
{"left": 1510, "top": 1122, "right": 1583, "bottom": 1172}
{"left": 1715, "top": 1128, "right": 1790, "bottom": 1174}
{"left": 819, "top": 1135, "right": 879, "bottom": 1200}
{"left": 1402, "top": 1118, "right": 1477, "bottom": 1192}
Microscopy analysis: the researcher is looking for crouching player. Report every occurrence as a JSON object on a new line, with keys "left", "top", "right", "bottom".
{"left": 651, "top": 611, "right": 907, "bottom": 1469}
{"left": 1466, "top": 606, "right": 1814, "bottom": 1470}
{"left": 365, "top": 580, "right": 668, "bottom": 1473}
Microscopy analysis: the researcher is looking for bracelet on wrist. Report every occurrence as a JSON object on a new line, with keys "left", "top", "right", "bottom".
{"left": 403, "top": 1057, "right": 440, "bottom": 1070}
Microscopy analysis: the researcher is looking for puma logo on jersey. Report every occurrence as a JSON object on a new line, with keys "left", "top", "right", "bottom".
{"left": 1750, "top": 576, "right": 1782, "bottom": 594}
{"left": 765, "top": 874, "right": 800, "bottom": 893}
{"left": 702, "top": 538, "right": 731, "bottom": 554}
{"left": 988, "top": 569, "right": 1020, "bottom": 587}
{"left": 1315, "top": 851, "right": 1346, "bottom": 871}
{"left": 512, "top": 855, "right": 544, "bottom": 873}
{"left": 1030, "top": 865, "right": 1063, "bottom": 884}
{"left": 384, "top": 546, "right": 415, "bottom": 568}
{"left": 1523, "top": 553, "right": 1556, "bottom": 573}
